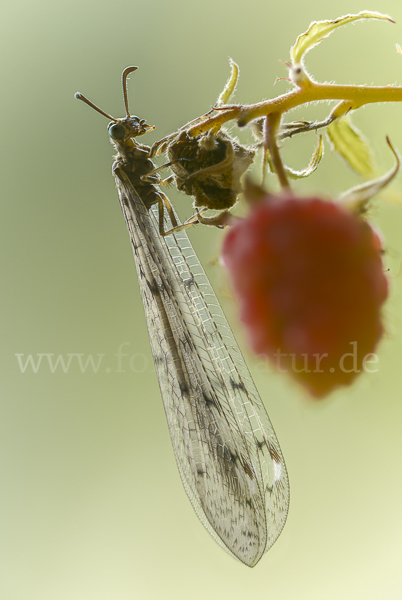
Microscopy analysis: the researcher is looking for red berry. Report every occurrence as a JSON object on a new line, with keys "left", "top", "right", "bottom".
{"left": 221, "top": 192, "right": 388, "bottom": 398}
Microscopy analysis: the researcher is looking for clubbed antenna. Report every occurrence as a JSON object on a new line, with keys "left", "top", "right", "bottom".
{"left": 74, "top": 91, "right": 117, "bottom": 122}
{"left": 75, "top": 66, "right": 140, "bottom": 121}
{"left": 121, "top": 66, "right": 139, "bottom": 117}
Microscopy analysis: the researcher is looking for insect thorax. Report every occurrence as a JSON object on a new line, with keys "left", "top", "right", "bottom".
{"left": 113, "top": 142, "right": 161, "bottom": 209}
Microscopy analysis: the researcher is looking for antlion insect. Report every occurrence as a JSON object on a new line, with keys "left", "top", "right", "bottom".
{"left": 75, "top": 66, "right": 289, "bottom": 567}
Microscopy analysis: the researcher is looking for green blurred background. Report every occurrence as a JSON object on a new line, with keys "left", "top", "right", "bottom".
{"left": 1, "top": 0, "right": 402, "bottom": 598}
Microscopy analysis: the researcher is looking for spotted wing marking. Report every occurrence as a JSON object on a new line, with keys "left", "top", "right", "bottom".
{"left": 115, "top": 170, "right": 289, "bottom": 567}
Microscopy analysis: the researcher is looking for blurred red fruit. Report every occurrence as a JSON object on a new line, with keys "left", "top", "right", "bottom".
{"left": 221, "top": 192, "right": 389, "bottom": 397}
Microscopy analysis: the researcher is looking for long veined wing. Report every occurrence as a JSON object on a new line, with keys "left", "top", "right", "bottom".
{"left": 115, "top": 169, "right": 289, "bottom": 567}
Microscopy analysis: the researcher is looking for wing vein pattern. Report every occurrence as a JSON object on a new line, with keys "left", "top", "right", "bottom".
{"left": 116, "top": 172, "right": 289, "bottom": 567}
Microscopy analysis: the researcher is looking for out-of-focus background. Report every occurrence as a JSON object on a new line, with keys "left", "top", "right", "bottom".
{"left": 1, "top": 1, "right": 402, "bottom": 598}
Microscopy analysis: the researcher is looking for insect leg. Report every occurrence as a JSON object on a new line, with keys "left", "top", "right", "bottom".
{"left": 195, "top": 209, "right": 233, "bottom": 228}
{"left": 148, "top": 134, "right": 177, "bottom": 158}
{"left": 141, "top": 162, "right": 175, "bottom": 185}
{"left": 154, "top": 190, "right": 178, "bottom": 235}
{"left": 155, "top": 193, "right": 210, "bottom": 236}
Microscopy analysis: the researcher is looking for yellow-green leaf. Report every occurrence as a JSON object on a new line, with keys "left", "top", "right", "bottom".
{"left": 216, "top": 58, "right": 239, "bottom": 106}
{"left": 286, "top": 134, "right": 324, "bottom": 179}
{"left": 326, "top": 115, "right": 375, "bottom": 176}
{"left": 290, "top": 12, "right": 394, "bottom": 65}
{"left": 264, "top": 135, "right": 324, "bottom": 179}
{"left": 338, "top": 137, "right": 400, "bottom": 212}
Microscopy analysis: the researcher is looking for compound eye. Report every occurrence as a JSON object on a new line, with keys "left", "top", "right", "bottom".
{"left": 109, "top": 123, "right": 126, "bottom": 141}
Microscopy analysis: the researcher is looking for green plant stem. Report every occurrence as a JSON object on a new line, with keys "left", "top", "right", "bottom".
{"left": 265, "top": 114, "right": 290, "bottom": 190}
{"left": 188, "top": 82, "right": 402, "bottom": 136}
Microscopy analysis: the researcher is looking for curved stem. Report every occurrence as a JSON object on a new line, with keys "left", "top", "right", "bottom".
{"left": 265, "top": 114, "right": 290, "bottom": 190}
{"left": 187, "top": 81, "right": 402, "bottom": 136}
